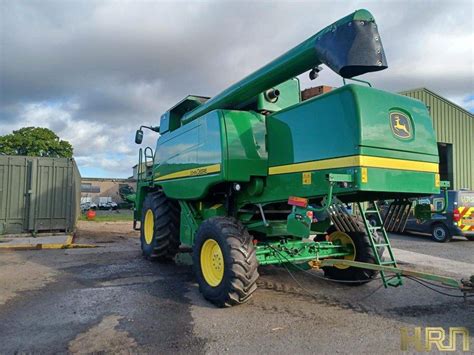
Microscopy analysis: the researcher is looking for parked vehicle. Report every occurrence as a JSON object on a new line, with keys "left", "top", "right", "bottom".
{"left": 80, "top": 201, "right": 97, "bottom": 212}
{"left": 405, "top": 190, "right": 474, "bottom": 242}
{"left": 98, "top": 197, "right": 118, "bottom": 210}
{"left": 368, "top": 191, "right": 474, "bottom": 242}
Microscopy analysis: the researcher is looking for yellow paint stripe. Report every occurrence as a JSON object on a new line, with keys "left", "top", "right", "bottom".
{"left": 268, "top": 155, "right": 439, "bottom": 175}
{"left": 0, "top": 234, "right": 96, "bottom": 250}
{"left": 154, "top": 164, "right": 221, "bottom": 181}
{"left": 0, "top": 243, "right": 97, "bottom": 250}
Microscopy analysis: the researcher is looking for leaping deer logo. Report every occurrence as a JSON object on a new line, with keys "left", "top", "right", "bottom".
{"left": 390, "top": 113, "right": 411, "bottom": 139}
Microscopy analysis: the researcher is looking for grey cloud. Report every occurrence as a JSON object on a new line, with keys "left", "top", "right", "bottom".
{"left": 1, "top": 0, "right": 472, "bottom": 177}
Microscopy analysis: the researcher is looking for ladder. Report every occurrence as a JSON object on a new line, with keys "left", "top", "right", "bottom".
{"left": 358, "top": 202, "right": 403, "bottom": 287}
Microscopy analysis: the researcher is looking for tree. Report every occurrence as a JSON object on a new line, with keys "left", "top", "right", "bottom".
{"left": 0, "top": 127, "right": 73, "bottom": 158}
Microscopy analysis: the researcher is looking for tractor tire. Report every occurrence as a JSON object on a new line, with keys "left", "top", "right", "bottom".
{"left": 140, "top": 191, "right": 180, "bottom": 261}
{"left": 431, "top": 223, "right": 452, "bottom": 243}
{"left": 193, "top": 217, "right": 259, "bottom": 307}
{"left": 323, "top": 224, "right": 384, "bottom": 285}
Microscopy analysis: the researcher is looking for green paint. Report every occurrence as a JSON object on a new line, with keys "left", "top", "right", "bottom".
{"left": 256, "top": 239, "right": 353, "bottom": 266}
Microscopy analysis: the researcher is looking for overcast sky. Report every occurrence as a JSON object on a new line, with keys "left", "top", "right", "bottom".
{"left": 1, "top": 0, "right": 473, "bottom": 178}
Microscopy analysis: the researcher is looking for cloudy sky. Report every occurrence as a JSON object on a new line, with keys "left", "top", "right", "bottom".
{"left": 1, "top": 0, "right": 473, "bottom": 178}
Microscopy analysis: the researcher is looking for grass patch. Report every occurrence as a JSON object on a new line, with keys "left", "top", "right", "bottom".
{"left": 79, "top": 212, "right": 134, "bottom": 222}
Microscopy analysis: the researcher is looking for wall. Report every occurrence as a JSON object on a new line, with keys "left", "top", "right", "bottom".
{"left": 400, "top": 88, "right": 473, "bottom": 190}
{"left": 81, "top": 177, "right": 136, "bottom": 204}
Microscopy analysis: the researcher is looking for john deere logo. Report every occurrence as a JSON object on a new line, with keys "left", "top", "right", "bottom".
{"left": 390, "top": 112, "right": 412, "bottom": 139}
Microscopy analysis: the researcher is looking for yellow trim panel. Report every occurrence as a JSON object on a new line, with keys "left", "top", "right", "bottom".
{"left": 269, "top": 155, "right": 438, "bottom": 175}
{"left": 154, "top": 163, "right": 221, "bottom": 181}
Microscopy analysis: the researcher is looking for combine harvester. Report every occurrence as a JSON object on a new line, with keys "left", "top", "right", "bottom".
{"left": 133, "top": 9, "right": 473, "bottom": 306}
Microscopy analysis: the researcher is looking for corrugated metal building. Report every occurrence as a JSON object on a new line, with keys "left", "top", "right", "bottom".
{"left": 400, "top": 88, "right": 473, "bottom": 190}
{"left": 0, "top": 156, "right": 81, "bottom": 234}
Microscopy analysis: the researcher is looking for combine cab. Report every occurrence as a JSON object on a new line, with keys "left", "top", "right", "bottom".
{"left": 133, "top": 9, "right": 463, "bottom": 307}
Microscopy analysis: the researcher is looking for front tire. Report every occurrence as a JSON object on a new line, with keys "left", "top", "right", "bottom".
{"left": 140, "top": 191, "right": 180, "bottom": 261}
{"left": 323, "top": 225, "right": 384, "bottom": 285}
{"left": 431, "top": 223, "right": 452, "bottom": 243}
{"left": 193, "top": 217, "right": 259, "bottom": 307}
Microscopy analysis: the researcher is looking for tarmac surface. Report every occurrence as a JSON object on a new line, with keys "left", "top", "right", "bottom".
{"left": 0, "top": 221, "right": 472, "bottom": 353}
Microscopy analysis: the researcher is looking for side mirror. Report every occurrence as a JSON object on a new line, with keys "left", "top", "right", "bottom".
{"left": 135, "top": 129, "right": 143, "bottom": 144}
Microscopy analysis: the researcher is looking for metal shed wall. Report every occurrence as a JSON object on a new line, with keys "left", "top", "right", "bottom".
{"left": 400, "top": 88, "right": 474, "bottom": 190}
{"left": 0, "top": 156, "right": 81, "bottom": 235}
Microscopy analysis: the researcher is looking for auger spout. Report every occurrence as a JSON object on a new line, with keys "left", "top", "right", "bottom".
{"left": 182, "top": 9, "right": 387, "bottom": 125}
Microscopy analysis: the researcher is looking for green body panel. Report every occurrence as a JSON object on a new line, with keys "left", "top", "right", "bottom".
{"left": 267, "top": 84, "right": 438, "bottom": 167}
{"left": 221, "top": 110, "right": 267, "bottom": 181}
{"left": 255, "top": 79, "right": 301, "bottom": 112}
{"left": 149, "top": 109, "right": 267, "bottom": 200}
{"left": 153, "top": 111, "right": 223, "bottom": 199}
{"left": 237, "top": 167, "right": 439, "bottom": 206}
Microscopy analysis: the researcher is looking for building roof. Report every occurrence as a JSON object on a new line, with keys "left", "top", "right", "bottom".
{"left": 399, "top": 87, "right": 473, "bottom": 118}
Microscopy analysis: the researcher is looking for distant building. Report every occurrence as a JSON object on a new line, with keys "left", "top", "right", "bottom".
{"left": 132, "top": 163, "right": 147, "bottom": 180}
{"left": 81, "top": 177, "right": 136, "bottom": 204}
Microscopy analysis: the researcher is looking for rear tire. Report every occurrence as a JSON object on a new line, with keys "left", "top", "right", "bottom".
{"left": 431, "top": 223, "right": 452, "bottom": 243}
{"left": 140, "top": 191, "right": 180, "bottom": 261}
{"left": 193, "top": 217, "right": 259, "bottom": 307}
{"left": 323, "top": 224, "right": 384, "bottom": 285}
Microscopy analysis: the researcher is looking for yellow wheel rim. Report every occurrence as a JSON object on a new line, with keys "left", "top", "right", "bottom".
{"left": 200, "top": 239, "right": 224, "bottom": 287}
{"left": 144, "top": 209, "right": 154, "bottom": 245}
{"left": 328, "top": 231, "right": 356, "bottom": 269}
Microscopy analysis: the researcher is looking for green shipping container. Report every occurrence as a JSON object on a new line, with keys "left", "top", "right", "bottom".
{"left": 0, "top": 156, "right": 81, "bottom": 235}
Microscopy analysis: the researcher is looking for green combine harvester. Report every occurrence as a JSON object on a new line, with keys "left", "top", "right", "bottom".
{"left": 133, "top": 9, "right": 471, "bottom": 307}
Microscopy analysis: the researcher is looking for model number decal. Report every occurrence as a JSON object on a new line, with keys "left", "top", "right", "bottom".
{"left": 190, "top": 168, "right": 208, "bottom": 176}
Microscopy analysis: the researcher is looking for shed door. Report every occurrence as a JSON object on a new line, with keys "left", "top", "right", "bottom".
{"left": 32, "top": 159, "right": 72, "bottom": 232}
{"left": 0, "top": 157, "right": 29, "bottom": 234}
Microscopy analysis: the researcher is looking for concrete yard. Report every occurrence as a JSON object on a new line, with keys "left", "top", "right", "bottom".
{"left": 0, "top": 221, "right": 472, "bottom": 353}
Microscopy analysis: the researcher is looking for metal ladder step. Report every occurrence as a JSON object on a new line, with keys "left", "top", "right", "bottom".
{"left": 380, "top": 260, "right": 397, "bottom": 265}
{"left": 358, "top": 201, "right": 403, "bottom": 288}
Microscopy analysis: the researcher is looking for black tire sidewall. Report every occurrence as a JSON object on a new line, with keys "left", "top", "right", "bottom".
{"left": 140, "top": 194, "right": 158, "bottom": 257}
{"left": 193, "top": 220, "right": 233, "bottom": 303}
{"left": 431, "top": 223, "right": 451, "bottom": 243}
{"left": 323, "top": 226, "right": 381, "bottom": 283}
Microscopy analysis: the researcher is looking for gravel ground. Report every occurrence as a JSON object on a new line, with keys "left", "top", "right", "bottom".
{"left": 0, "top": 221, "right": 472, "bottom": 353}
